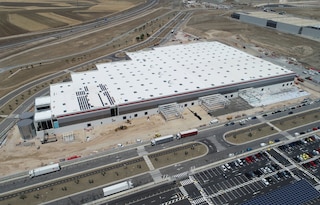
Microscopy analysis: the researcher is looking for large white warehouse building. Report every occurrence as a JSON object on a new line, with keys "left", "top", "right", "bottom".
{"left": 34, "top": 41, "right": 296, "bottom": 137}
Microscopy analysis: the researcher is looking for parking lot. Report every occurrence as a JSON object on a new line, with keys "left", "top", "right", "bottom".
{"left": 277, "top": 133, "right": 320, "bottom": 184}
{"left": 107, "top": 134, "right": 320, "bottom": 205}
{"left": 178, "top": 149, "right": 300, "bottom": 204}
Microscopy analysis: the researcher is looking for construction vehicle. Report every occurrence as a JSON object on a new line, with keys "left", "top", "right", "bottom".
{"left": 40, "top": 133, "right": 57, "bottom": 144}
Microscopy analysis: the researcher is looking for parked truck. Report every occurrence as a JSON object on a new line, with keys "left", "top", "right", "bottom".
{"left": 29, "top": 163, "right": 61, "bottom": 178}
{"left": 103, "top": 180, "right": 133, "bottom": 197}
{"left": 151, "top": 135, "right": 174, "bottom": 146}
{"left": 176, "top": 129, "right": 198, "bottom": 139}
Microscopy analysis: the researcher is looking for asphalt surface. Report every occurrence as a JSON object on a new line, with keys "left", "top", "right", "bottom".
{"left": 0, "top": 5, "right": 189, "bottom": 146}
{"left": 1, "top": 99, "right": 320, "bottom": 205}
{"left": 0, "top": 149, "right": 138, "bottom": 194}
{"left": 1, "top": 16, "right": 320, "bottom": 203}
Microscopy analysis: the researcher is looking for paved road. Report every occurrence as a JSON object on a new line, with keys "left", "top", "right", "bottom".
{"left": 0, "top": 7, "right": 187, "bottom": 146}
{"left": 1, "top": 101, "right": 319, "bottom": 204}
{"left": 0, "top": 0, "right": 159, "bottom": 72}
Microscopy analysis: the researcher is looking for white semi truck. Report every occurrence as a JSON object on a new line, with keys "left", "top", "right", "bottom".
{"left": 29, "top": 163, "right": 61, "bottom": 178}
{"left": 151, "top": 135, "right": 174, "bottom": 146}
{"left": 103, "top": 180, "right": 133, "bottom": 197}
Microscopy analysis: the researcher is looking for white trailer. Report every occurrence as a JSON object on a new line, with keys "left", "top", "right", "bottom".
{"left": 29, "top": 163, "right": 61, "bottom": 178}
{"left": 103, "top": 180, "right": 133, "bottom": 197}
{"left": 151, "top": 134, "right": 174, "bottom": 146}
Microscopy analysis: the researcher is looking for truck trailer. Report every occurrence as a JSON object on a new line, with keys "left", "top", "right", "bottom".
{"left": 103, "top": 180, "right": 133, "bottom": 197}
{"left": 151, "top": 134, "right": 174, "bottom": 146}
{"left": 29, "top": 163, "right": 61, "bottom": 178}
{"left": 176, "top": 129, "right": 198, "bottom": 139}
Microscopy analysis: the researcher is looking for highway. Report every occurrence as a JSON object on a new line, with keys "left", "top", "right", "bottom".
{"left": 1, "top": 100, "right": 319, "bottom": 204}
{"left": 0, "top": 8, "right": 190, "bottom": 145}
{"left": 1, "top": 1, "right": 320, "bottom": 204}
{"left": 0, "top": 0, "right": 159, "bottom": 61}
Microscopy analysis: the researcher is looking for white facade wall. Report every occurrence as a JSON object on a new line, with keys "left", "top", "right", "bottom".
{"left": 257, "top": 80, "right": 294, "bottom": 91}
{"left": 37, "top": 101, "right": 196, "bottom": 137}
{"left": 35, "top": 82, "right": 291, "bottom": 137}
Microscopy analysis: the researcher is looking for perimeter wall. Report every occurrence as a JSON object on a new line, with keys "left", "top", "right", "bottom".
{"left": 232, "top": 13, "right": 320, "bottom": 39}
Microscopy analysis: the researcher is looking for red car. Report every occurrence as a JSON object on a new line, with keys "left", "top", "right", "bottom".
{"left": 310, "top": 161, "right": 317, "bottom": 167}
{"left": 245, "top": 157, "right": 252, "bottom": 163}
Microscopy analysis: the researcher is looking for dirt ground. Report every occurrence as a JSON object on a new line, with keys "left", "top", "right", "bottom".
{"left": 1, "top": 1, "right": 320, "bottom": 178}
{"left": 225, "top": 123, "right": 278, "bottom": 144}
{"left": 0, "top": 105, "right": 212, "bottom": 177}
{"left": 1, "top": 83, "right": 320, "bottom": 177}
{"left": 1, "top": 144, "right": 206, "bottom": 205}
{"left": 0, "top": 0, "right": 144, "bottom": 36}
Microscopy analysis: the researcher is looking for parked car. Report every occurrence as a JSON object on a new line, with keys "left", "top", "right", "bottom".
{"left": 262, "top": 178, "right": 270, "bottom": 185}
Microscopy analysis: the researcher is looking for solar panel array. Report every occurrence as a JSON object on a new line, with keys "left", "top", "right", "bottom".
{"left": 76, "top": 91, "right": 91, "bottom": 111}
{"left": 241, "top": 179, "right": 320, "bottom": 205}
{"left": 49, "top": 42, "right": 294, "bottom": 117}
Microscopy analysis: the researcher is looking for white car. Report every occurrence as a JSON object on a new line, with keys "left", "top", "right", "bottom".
{"left": 221, "top": 165, "right": 227, "bottom": 172}
{"left": 225, "top": 163, "right": 231, "bottom": 169}
{"left": 262, "top": 178, "right": 270, "bottom": 186}
{"left": 237, "top": 159, "right": 243, "bottom": 166}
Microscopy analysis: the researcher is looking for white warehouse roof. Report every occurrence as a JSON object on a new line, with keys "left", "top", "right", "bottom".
{"left": 34, "top": 110, "right": 52, "bottom": 122}
{"left": 50, "top": 41, "right": 294, "bottom": 117}
{"left": 35, "top": 96, "right": 51, "bottom": 106}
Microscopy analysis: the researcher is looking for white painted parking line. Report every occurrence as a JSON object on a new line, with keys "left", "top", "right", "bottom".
{"left": 198, "top": 173, "right": 206, "bottom": 182}
{"left": 212, "top": 197, "right": 221, "bottom": 205}
{"left": 234, "top": 177, "right": 242, "bottom": 185}
{"left": 247, "top": 184, "right": 255, "bottom": 192}
{"left": 208, "top": 185, "right": 215, "bottom": 194}
{"left": 223, "top": 181, "right": 232, "bottom": 189}
{"left": 229, "top": 190, "right": 237, "bottom": 200}
{"left": 197, "top": 173, "right": 203, "bottom": 181}
{"left": 206, "top": 186, "right": 214, "bottom": 196}
{"left": 201, "top": 172, "right": 209, "bottom": 180}
{"left": 212, "top": 184, "right": 219, "bottom": 192}
{"left": 229, "top": 178, "right": 237, "bottom": 186}
{"left": 203, "top": 187, "right": 210, "bottom": 195}
{"left": 212, "top": 169, "right": 219, "bottom": 176}
{"left": 215, "top": 168, "right": 222, "bottom": 175}
{"left": 243, "top": 185, "right": 250, "bottom": 194}
{"left": 217, "top": 182, "right": 225, "bottom": 190}
{"left": 256, "top": 181, "right": 264, "bottom": 189}
{"left": 233, "top": 189, "right": 241, "bottom": 197}
{"left": 205, "top": 170, "right": 213, "bottom": 178}
{"left": 224, "top": 192, "right": 233, "bottom": 201}
{"left": 228, "top": 191, "right": 236, "bottom": 201}
{"left": 220, "top": 193, "right": 229, "bottom": 203}
{"left": 215, "top": 195, "right": 224, "bottom": 204}
{"left": 193, "top": 174, "right": 200, "bottom": 182}
{"left": 219, "top": 182, "right": 228, "bottom": 190}
{"left": 226, "top": 180, "right": 233, "bottom": 188}
{"left": 208, "top": 169, "right": 216, "bottom": 177}
{"left": 251, "top": 182, "right": 259, "bottom": 190}
{"left": 237, "top": 176, "right": 246, "bottom": 183}
{"left": 204, "top": 170, "right": 213, "bottom": 178}
{"left": 258, "top": 181, "right": 265, "bottom": 189}
{"left": 238, "top": 187, "right": 246, "bottom": 195}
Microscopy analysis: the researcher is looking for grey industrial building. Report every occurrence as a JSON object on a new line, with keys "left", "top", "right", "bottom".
{"left": 231, "top": 11, "right": 320, "bottom": 39}
{"left": 33, "top": 42, "right": 296, "bottom": 137}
